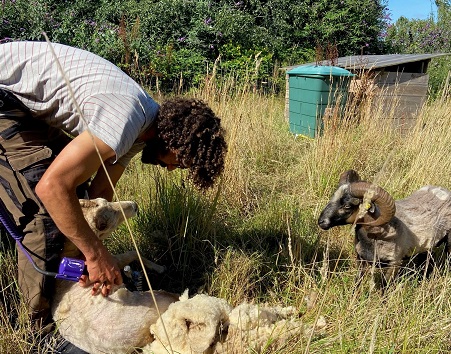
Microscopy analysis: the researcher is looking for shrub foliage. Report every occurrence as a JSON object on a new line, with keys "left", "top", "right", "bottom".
{"left": 1, "top": 0, "right": 390, "bottom": 91}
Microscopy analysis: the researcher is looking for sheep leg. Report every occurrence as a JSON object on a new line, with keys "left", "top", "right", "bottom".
{"left": 114, "top": 250, "right": 166, "bottom": 274}
{"left": 443, "top": 234, "right": 451, "bottom": 272}
{"left": 446, "top": 232, "right": 451, "bottom": 257}
{"left": 382, "top": 263, "right": 400, "bottom": 286}
{"left": 354, "top": 257, "right": 370, "bottom": 287}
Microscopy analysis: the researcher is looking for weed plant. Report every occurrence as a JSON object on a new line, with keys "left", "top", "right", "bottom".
{"left": 2, "top": 75, "right": 451, "bottom": 353}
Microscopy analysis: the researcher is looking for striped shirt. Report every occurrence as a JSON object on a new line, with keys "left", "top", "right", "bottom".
{"left": 0, "top": 41, "right": 159, "bottom": 166}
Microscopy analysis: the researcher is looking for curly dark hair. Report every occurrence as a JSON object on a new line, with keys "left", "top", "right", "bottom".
{"left": 141, "top": 97, "right": 227, "bottom": 189}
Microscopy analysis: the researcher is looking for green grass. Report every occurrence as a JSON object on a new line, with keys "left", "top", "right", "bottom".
{"left": 3, "top": 80, "right": 451, "bottom": 353}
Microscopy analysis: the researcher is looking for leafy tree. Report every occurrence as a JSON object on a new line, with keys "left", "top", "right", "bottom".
{"left": 290, "top": 0, "right": 390, "bottom": 56}
{"left": 1, "top": 0, "right": 390, "bottom": 92}
{"left": 384, "top": 1, "right": 451, "bottom": 99}
{"left": 385, "top": 17, "right": 443, "bottom": 53}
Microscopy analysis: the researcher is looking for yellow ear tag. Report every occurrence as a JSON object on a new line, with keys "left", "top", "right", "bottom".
{"left": 364, "top": 202, "right": 371, "bottom": 210}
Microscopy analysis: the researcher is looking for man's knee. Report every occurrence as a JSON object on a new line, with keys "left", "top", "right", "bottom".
{"left": 19, "top": 214, "right": 65, "bottom": 321}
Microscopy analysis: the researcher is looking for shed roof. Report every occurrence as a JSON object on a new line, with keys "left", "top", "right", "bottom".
{"left": 285, "top": 53, "right": 450, "bottom": 71}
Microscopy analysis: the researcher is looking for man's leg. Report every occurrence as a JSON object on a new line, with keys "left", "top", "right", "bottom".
{"left": 0, "top": 115, "right": 76, "bottom": 326}
{"left": 0, "top": 89, "right": 89, "bottom": 353}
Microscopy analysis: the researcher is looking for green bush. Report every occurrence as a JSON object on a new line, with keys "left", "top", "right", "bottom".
{"left": 1, "top": 0, "right": 390, "bottom": 92}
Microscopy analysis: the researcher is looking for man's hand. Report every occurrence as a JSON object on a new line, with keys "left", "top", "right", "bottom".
{"left": 79, "top": 245, "right": 123, "bottom": 296}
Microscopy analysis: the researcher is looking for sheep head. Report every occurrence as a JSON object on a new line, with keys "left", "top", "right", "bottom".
{"left": 318, "top": 170, "right": 396, "bottom": 230}
{"left": 149, "top": 294, "right": 232, "bottom": 354}
{"left": 79, "top": 198, "right": 138, "bottom": 240}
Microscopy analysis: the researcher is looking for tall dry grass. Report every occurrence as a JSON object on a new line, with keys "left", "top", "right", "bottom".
{"left": 199, "top": 76, "right": 451, "bottom": 353}
{"left": 2, "top": 74, "right": 451, "bottom": 353}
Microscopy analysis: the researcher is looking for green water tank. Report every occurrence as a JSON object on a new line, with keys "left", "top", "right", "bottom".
{"left": 287, "top": 65, "right": 355, "bottom": 137}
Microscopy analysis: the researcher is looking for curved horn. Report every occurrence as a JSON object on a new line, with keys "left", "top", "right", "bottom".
{"left": 349, "top": 181, "right": 396, "bottom": 226}
{"left": 338, "top": 170, "right": 361, "bottom": 186}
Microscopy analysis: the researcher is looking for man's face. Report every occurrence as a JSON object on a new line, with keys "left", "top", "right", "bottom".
{"left": 141, "top": 138, "right": 165, "bottom": 165}
{"left": 141, "top": 141, "right": 184, "bottom": 171}
{"left": 152, "top": 151, "right": 181, "bottom": 171}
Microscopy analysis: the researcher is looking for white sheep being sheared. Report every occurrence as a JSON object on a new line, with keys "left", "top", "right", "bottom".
{"left": 52, "top": 198, "right": 180, "bottom": 354}
{"left": 146, "top": 295, "right": 303, "bottom": 354}
{"left": 318, "top": 169, "right": 451, "bottom": 282}
{"left": 53, "top": 198, "right": 304, "bottom": 354}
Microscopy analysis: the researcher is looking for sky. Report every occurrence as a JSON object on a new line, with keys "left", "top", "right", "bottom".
{"left": 387, "top": 0, "right": 437, "bottom": 22}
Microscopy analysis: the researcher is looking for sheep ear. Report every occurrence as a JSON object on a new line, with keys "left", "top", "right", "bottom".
{"left": 349, "top": 197, "right": 361, "bottom": 206}
{"left": 93, "top": 214, "right": 108, "bottom": 231}
{"left": 338, "top": 170, "right": 361, "bottom": 186}
{"left": 79, "top": 199, "right": 95, "bottom": 208}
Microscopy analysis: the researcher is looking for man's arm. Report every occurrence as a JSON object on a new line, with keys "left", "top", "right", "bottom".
{"left": 35, "top": 130, "right": 122, "bottom": 296}
{"left": 88, "top": 162, "right": 125, "bottom": 202}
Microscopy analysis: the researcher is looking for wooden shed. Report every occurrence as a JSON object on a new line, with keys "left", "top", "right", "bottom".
{"left": 284, "top": 53, "right": 449, "bottom": 132}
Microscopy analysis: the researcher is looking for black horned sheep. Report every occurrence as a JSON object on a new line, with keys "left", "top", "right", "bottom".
{"left": 318, "top": 170, "right": 451, "bottom": 282}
